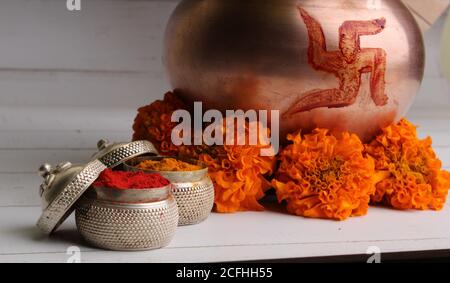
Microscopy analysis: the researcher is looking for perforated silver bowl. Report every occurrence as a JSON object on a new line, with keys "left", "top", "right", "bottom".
{"left": 75, "top": 185, "right": 178, "bottom": 251}
{"left": 125, "top": 156, "right": 214, "bottom": 226}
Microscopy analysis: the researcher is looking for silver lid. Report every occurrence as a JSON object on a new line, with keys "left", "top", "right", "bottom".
{"left": 92, "top": 139, "right": 158, "bottom": 168}
{"left": 36, "top": 160, "right": 107, "bottom": 234}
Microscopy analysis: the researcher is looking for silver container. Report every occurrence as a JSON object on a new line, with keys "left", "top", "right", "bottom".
{"left": 75, "top": 184, "right": 178, "bottom": 251}
{"left": 37, "top": 140, "right": 179, "bottom": 251}
{"left": 125, "top": 156, "right": 214, "bottom": 226}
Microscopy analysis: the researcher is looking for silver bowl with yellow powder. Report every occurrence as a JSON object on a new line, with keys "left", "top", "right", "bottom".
{"left": 125, "top": 156, "right": 214, "bottom": 226}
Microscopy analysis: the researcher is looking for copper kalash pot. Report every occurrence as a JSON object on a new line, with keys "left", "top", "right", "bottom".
{"left": 164, "top": 0, "right": 424, "bottom": 141}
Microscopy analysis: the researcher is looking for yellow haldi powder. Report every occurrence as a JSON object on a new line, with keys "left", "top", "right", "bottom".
{"left": 137, "top": 158, "right": 201, "bottom": 172}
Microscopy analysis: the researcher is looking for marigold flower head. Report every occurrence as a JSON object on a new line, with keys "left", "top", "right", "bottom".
{"left": 365, "top": 119, "right": 450, "bottom": 210}
{"left": 132, "top": 92, "right": 209, "bottom": 158}
{"left": 132, "top": 92, "right": 187, "bottom": 156}
{"left": 200, "top": 119, "right": 276, "bottom": 213}
{"left": 272, "top": 129, "right": 377, "bottom": 221}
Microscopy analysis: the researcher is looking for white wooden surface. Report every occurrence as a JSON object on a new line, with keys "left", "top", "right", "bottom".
{"left": 0, "top": 0, "right": 449, "bottom": 263}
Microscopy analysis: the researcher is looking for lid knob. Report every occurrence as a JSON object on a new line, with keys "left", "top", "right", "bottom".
{"left": 97, "top": 139, "right": 110, "bottom": 151}
{"left": 38, "top": 163, "right": 52, "bottom": 178}
{"left": 38, "top": 163, "right": 60, "bottom": 197}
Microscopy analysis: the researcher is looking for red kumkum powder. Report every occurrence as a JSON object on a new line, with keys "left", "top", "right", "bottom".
{"left": 93, "top": 169, "right": 170, "bottom": 189}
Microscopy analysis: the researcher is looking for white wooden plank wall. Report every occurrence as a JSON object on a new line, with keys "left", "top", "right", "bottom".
{"left": 0, "top": 0, "right": 178, "bottom": 143}
{"left": 0, "top": 0, "right": 448, "bottom": 262}
{"left": 0, "top": 0, "right": 178, "bottom": 178}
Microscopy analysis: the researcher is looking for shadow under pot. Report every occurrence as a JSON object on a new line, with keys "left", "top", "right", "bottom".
{"left": 76, "top": 183, "right": 178, "bottom": 251}
{"left": 125, "top": 156, "right": 214, "bottom": 226}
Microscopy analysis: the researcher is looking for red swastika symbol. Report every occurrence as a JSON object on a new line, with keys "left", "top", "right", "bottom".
{"left": 285, "top": 7, "right": 389, "bottom": 116}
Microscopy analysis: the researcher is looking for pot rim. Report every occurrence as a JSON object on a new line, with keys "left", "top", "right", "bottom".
{"left": 87, "top": 184, "right": 172, "bottom": 204}
{"left": 78, "top": 193, "right": 176, "bottom": 208}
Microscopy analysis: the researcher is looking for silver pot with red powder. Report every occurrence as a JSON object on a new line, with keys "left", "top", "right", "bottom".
{"left": 36, "top": 140, "right": 179, "bottom": 251}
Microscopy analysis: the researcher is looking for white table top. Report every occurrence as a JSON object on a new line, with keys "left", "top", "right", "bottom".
{"left": 0, "top": 1, "right": 449, "bottom": 263}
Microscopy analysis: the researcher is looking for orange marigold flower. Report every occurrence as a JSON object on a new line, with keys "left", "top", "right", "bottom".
{"left": 132, "top": 91, "right": 221, "bottom": 159}
{"left": 272, "top": 129, "right": 377, "bottom": 221}
{"left": 133, "top": 93, "right": 275, "bottom": 213}
{"left": 199, "top": 120, "right": 276, "bottom": 213}
{"left": 365, "top": 119, "right": 450, "bottom": 210}
{"left": 132, "top": 91, "right": 187, "bottom": 156}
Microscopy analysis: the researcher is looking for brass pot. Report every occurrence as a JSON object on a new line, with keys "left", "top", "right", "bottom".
{"left": 164, "top": 0, "right": 424, "bottom": 141}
